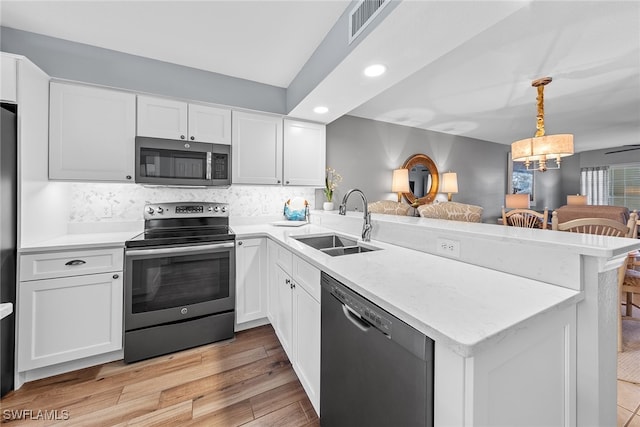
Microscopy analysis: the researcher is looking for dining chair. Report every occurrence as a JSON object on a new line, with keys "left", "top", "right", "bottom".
{"left": 620, "top": 216, "right": 640, "bottom": 330}
{"left": 621, "top": 253, "right": 640, "bottom": 315}
{"left": 551, "top": 212, "right": 635, "bottom": 237}
{"left": 502, "top": 207, "right": 549, "bottom": 229}
{"left": 551, "top": 211, "right": 638, "bottom": 351}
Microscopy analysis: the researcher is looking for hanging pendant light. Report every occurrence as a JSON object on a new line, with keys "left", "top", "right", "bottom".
{"left": 511, "top": 77, "right": 574, "bottom": 172}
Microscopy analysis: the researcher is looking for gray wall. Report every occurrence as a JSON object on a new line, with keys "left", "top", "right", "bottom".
{"left": 579, "top": 147, "right": 640, "bottom": 168}
{"left": 0, "top": 27, "right": 286, "bottom": 113}
{"left": 325, "top": 115, "right": 514, "bottom": 221}
{"left": 560, "top": 154, "right": 582, "bottom": 200}
{"left": 560, "top": 146, "right": 640, "bottom": 202}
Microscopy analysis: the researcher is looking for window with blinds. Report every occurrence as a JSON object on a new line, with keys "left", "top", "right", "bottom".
{"left": 609, "top": 163, "right": 640, "bottom": 211}
{"left": 581, "top": 166, "right": 609, "bottom": 205}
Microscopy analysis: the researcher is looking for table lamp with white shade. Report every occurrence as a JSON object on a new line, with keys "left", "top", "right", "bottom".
{"left": 391, "top": 169, "right": 410, "bottom": 203}
{"left": 441, "top": 172, "right": 458, "bottom": 202}
{"left": 505, "top": 193, "right": 530, "bottom": 209}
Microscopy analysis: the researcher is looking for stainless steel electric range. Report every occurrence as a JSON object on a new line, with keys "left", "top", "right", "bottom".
{"left": 124, "top": 202, "right": 235, "bottom": 363}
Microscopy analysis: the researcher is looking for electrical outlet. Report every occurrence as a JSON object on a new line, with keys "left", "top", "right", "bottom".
{"left": 436, "top": 238, "right": 460, "bottom": 258}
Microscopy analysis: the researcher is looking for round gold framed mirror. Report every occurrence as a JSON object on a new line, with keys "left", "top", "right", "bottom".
{"left": 401, "top": 154, "right": 439, "bottom": 206}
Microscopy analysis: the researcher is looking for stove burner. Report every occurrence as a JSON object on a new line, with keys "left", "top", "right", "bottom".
{"left": 126, "top": 226, "right": 235, "bottom": 248}
{"left": 126, "top": 202, "right": 234, "bottom": 248}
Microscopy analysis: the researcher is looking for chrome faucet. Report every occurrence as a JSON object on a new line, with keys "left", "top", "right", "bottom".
{"left": 339, "top": 188, "right": 372, "bottom": 242}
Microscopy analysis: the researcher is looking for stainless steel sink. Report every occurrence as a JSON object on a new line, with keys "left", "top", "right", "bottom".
{"left": 321, "top": 246, "right": 377, "bottom": 256}
{"left": 291, "top": 233, "right": 381, "bottom": 256}
{"left": 292, "top": 234, "right": 357, "bottom": 250}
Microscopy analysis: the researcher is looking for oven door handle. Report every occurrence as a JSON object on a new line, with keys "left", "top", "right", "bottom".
{"left": 126, "top": 242, "right": 235, "bottom": 257}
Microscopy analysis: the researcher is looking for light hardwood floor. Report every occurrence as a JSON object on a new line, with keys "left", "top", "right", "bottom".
{"left": 0, "top": 325, "right": 319, "bottom": 426}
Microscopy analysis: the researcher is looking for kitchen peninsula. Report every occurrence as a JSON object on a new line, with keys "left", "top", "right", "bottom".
{"left": 235, "top": 209, "right": 637, "bottom": 427}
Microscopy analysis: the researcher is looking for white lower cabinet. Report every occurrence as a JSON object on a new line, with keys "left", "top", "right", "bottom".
{"left": 235, "top": 238, "right": 268, "bottom": 325}
{"left": 267, "top": 241, "right": 320, "bottom": 413}
{"left": 292, "top": 277, "right": 321, "bottom": 411}
{"left": 17, "top": 248, "right": 123, "bottom": 371}
{"left": 274, "top": 264, "right": 294, "bottom": 356}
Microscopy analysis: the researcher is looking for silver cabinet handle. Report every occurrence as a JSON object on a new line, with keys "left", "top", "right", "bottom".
{"left": 113, "top": 274, "right": 119, "bottom": 279}
{"left": 190, "top": 136, "right": 195, "bottom": 141}
{"left": 180, "top": 135, "right": 185, "bottom": 139}
{"left": 238, "top": 241, "right": 243, "bottom": 246}
{"left": 65, "top": 259, "right": 86, "bottom": 266}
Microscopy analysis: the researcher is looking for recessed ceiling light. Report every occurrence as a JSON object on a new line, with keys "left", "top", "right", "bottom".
{"left": 364, "top": 64, "right": 386, "bottom": 77}
{"left": 313, "top": 106, "right": 329, "bottom": 114}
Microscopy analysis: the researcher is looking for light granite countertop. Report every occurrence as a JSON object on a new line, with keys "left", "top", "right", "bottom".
{"left": 18, "top": 231, "right": 139, "bottom": 253}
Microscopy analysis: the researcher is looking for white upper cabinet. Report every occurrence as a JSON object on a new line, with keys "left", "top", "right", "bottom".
{"left": 232, "top": 111, "right": 283, "bottom": 185}
{"left": 0, "top": 53, "right": 17, "bottom": 103}
{"left": 49, "top": 82, "right": 136, "bottom": 182}
{"left": 232, "top": 112, "right": 326, "bottom": 186}
{"left": 137, "top": 96, "right": 187, "bottom": 140}
{"left": 189, "top": 103, "right": 231, "bottom": 145}
{"left": 283, "top": 119, "right": 326, "bottom": 186}
{"left": 137, "top": 95, "right": 231, "bottom": 144}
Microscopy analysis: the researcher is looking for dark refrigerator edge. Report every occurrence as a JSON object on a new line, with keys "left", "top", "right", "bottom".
{"left": 1, "top": 102, "right": 18, "bottom": 396}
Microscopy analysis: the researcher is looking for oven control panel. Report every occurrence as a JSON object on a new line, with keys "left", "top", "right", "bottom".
{"left": 144, "top": 202, "right": 229, "bottom": 219}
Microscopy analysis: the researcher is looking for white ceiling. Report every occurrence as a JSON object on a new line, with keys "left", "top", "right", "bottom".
{"left": 1, "top": 0, "right": 639, "bottom": 154}
{"left": 0, "top": 0, "right": 350, "bottom": 88}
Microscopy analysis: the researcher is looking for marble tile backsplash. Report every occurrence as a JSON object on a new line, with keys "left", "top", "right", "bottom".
{"left": 69, "top": 183, "right": 318, "bottom": 223}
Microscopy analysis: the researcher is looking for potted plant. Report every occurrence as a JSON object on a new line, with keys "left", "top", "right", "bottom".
{"left": 323, "top": 167, "right": 342, "bottom": 211}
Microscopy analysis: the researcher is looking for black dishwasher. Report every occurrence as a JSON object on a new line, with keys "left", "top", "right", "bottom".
{"left": 320, "top": 272, "right": 434, "bottom": 427}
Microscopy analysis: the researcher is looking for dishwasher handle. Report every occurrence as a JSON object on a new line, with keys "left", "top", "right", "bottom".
{"left": 342, "top": 304, "right": 372, "bottom": 333}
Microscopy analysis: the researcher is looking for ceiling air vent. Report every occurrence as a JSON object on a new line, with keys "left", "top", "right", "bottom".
{"left": 349, "top": 0, "right": 390, "bottom": 44}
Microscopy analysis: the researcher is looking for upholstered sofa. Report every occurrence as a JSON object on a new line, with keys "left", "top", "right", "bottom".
{"left": 367, "top": 200, "right": 412, "bottom": 216}
{"left": 417, "top": 201, "right": 484, "bottom": 223}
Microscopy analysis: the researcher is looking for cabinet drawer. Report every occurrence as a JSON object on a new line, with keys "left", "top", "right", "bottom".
{"left": 20, "top": 248, "right": 124, "bottom": 281}
{"left": 292, "top": 255, "right": 320, "bottom": 302}
{"left": 274, "top": 243, "right": 293, "bottom": 275}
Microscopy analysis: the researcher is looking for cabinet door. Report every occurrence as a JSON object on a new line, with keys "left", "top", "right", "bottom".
{"left": 137, "top": 95, "right": 188, "bottom": 140}
{"left": 188, "top": 104, "right": 231, "bottom": 145}
{"left": 18, "top": 272, "right": 123, "bottom": 371}
{"left": 235, "top": 238, "right": 267, "bottom": 324}
{"left": 49, "top": 82, "right": 136, "bottom": 181}
{"left": 232, "top": 111, "right": 283, "bottom": 184}
{"left": 0, "top": 53, "right": 17, "bottom": 103}
{"left": 274, "top": 265, "right": 293, "bottom": 358}
{"left": 267, "top": 240, "right": 279, "bottom": 324}
{"left": 283, "top": 119, "right": 326, "bottom": 186}
{"left": 293, "top": 284, "right": 321, "bottom": 413}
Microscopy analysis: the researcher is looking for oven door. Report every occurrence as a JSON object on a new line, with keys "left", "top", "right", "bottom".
{"left": 124, "top": 242, "right": 235, "bottom": 331}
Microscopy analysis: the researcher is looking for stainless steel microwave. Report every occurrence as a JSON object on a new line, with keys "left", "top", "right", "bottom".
{"left": 135, "top": 137, "right": 231, "bottom": 186}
